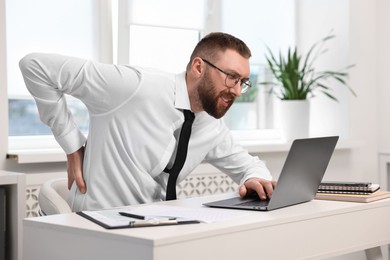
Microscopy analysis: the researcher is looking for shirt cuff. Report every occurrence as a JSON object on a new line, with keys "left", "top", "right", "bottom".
{"left": 55, "top": 127, "right": 87, "bottom": 154}
{"left": 239, "top": 166, "right": 273, "bottom": 186}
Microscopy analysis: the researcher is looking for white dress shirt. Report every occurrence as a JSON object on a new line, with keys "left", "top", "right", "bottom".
{"left": 19, "top": 53, "right": 272, "bottom": 211}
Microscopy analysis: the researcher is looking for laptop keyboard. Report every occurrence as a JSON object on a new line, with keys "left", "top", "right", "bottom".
{"left": 236, "top": 199, "right": 270, "bottom": 207}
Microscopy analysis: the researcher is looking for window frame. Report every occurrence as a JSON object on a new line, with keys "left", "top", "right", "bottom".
{"left": 7, "top": 0, "right": 290, "bottom": 159}
{"left": 6, "top": 0, "right": 110, "bottom": 152}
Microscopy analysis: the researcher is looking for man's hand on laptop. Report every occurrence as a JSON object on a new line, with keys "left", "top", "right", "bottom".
{"left": 239, "top": 178, "right": 277, "bottom": 200}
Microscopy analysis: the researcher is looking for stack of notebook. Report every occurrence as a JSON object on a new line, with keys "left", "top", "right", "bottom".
{"left": 315, "top": 181, "right": 390, "bottom": 203}
{"left": 318, "top": 181, "right": 380, "bottom": 195}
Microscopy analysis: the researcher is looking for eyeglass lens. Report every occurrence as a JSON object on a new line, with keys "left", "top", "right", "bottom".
{"left": 225, "top": 75, "right": 251, "bottom": 93}
{"left": 202, "top": 58, "right": 252, "bottom": 94}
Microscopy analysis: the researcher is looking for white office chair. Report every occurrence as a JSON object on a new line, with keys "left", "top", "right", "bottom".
{"left": 38, "top": 178, "right": 72, "bottom": 215}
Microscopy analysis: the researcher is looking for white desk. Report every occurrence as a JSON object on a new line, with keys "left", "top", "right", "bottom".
{"left": 23, "top": 193, "right": 390, "bottom": 260}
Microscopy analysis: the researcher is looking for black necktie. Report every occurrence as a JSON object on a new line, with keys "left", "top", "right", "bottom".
{"left": 165, "top": 110, "right": 195, "bottom": 200}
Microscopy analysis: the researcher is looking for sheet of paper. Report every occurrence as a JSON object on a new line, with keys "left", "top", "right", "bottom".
{"left": 128, "top": 205, "right": 250, "bottom": 223}
{"left": 80, "top": 209, "right": 135, "bottom": 227}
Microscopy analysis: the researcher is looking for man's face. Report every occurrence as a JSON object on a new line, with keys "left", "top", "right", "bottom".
{"left": 197, "top": 70, "right": 234, "bottom": 119}
{"left": 197, "top": 50, "right": 250, "bottom": 119}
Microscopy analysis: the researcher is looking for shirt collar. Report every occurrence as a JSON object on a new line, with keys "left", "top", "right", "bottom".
{"left": 175, "top": 72, "right": 191, "bottom": 111}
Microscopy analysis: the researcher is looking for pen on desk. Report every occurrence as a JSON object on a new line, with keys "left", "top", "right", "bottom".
{"left": 118, "top": 212, "right": 145, "bottom": 220}
{"left": 119, "top": 211, "right": 177, "bottom": 220}
{"left": 129, "top": 219, "right": 200, "bottom": 228}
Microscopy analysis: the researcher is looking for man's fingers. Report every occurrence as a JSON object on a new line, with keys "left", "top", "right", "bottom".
{"left": 245, "top": 179, "right": 267, "bottom": 199}
{"left": 75, "top": 175, "right": 86, "bottom": 193}
{"left": 66, "top": 146, "right": 87, "bottom": 193}
{"left": 241, "top": 178, "right": 276, "bottom": 200}
{"left": 67, "top": 168, "right": 86, "bottom": 193}
{"left": 67, "top": 175, "right": 74, "bottom": 190}
{"left": 239, "top": 185, "right": 247, "bottom": 198}
{"left": 253, "top": 182, "right": 267, "bottom": 200}
{"left": 262, "top": 180, "right": 275, "bottom": 198}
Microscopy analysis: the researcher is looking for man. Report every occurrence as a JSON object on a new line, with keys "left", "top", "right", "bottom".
{"left": 20, "top": 32, "right": 275, "bottom": 211}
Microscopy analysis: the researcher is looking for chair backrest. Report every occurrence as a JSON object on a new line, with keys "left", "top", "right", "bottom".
{"left": 38, "top": 178, "right": 72, "bottom": 215}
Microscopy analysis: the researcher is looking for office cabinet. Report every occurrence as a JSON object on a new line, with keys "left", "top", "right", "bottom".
{"left": 0, "top": 171, "right": 25, "bottom": 260}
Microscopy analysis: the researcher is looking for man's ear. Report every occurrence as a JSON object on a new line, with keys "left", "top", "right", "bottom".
{"left": 191, "top": 57, "right": 203, "bottom": 78}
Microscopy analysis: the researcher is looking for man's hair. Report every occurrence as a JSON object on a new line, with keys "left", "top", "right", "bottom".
{"left": 186, "top": 32, "right": 251, "bottom": 71}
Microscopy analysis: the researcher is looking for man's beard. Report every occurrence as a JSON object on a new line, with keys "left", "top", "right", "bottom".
{"left": 197, "top": 72, "right": 235, "bottom": 119}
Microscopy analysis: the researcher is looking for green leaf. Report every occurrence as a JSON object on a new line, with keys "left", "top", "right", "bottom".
{"left": 259, "top": 32, "right": 356, "bottom": 101}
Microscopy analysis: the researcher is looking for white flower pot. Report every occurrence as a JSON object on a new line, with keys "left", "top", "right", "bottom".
{"left": 279, "top": 100, "right": 310, "bottom": 141}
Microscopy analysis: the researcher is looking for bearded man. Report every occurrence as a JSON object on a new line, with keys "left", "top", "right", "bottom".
{"left": 19, "top": 32, "right": 275, "bottom": 211}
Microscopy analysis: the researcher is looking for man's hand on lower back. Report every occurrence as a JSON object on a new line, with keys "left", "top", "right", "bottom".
{"left": 66, "top": 146, "right": 86, "bottom": 193}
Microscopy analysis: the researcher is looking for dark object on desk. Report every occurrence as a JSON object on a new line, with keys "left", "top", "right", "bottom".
{"left": 119, "top": 211, "right": 146, "bottom": 219}
{"left": 128, "top": 219, "right": 200, "bottom": 228}
{"left": 0, "top": 188, "right": 5, "bottom": 260}
{"left": 119, "top": 211, "right": 177, "bottom": 220}
{"left": 315, "top": 190, "right": 390, "bottom": 203}
{"left": 204, "top": 136, "right": 339, "bottom": 211}
{"left": 318, "top": 181, "right": 380, "bottom": 194}
{"left": 320, "top": 181, "right": 371, "bottom": 187}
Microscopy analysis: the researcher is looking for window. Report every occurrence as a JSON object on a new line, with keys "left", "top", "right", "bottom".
{"left": 9, "top": 97, "right": 89, "bottom": 136}
{"left": 7, "top": 0, "right": 296, "bottom": 152}
{"left": 117, "top": 0, "right": 206, "bottom": 70}
{"left": 119, "top": 0, "right": 296, "bottom": 134}
{"left": 128, "top": 25, "right": 200, "bottom": 73}
{"left": 6, "top": 0, "right": 107, "bottom": 147}
{"left": 6, "top": 0, "right": 103, "bottom": 97}
{"left": 220, "top": 0, "right": 295, "bottom": 131}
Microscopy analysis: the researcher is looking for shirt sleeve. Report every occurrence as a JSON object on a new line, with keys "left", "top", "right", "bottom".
{"left": 204, "top": 130, "right": 272, "bottom": 186}
{"left": 19, "top": 53, "right": 141, "bottom": 154}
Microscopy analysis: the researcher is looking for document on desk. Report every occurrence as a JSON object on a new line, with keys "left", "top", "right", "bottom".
{"left": 129, "top": 205, "right": 250, "bottom": 223}
{"left": 77, "top": 205, "right": 250, "bottom": 229}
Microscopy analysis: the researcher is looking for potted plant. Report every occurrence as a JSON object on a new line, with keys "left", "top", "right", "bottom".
{"left": 259, "top": 33, "right": 356, "bottom": 140}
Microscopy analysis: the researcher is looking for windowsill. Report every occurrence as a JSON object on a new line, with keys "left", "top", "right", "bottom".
{"left": 7, "top": 148, "right": 67, "bottom": 164}
{"left": 7, "top": 138, "right": 364, "bottom": 164}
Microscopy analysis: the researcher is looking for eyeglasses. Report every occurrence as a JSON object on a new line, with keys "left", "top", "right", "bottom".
{"left": 201, "top": 58, "right": 252, "bottom": 94}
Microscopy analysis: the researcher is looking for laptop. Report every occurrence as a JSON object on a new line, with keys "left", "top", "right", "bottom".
{"left": 204, "top": 136, "right": 339, "bottom": 211}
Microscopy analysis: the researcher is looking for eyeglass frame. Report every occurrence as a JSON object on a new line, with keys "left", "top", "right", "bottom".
{"left": 201, "top": 58, "right": 252, "bottom": 94}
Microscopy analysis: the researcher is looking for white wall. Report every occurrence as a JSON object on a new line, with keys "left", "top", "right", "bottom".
{"left": 220, "top": 0, "right": 296, "bottom": 64}
{"left": 278, "top": 0, "right": 380, "bottom": 187}
{"left": 297, "top": 0, "right": 351, "bottom": 139}
{"left": 348, "top": 0, "right": 379, "bottom": 184}
{"left": 377, "top": 0, "right": 390, "bottom": 151}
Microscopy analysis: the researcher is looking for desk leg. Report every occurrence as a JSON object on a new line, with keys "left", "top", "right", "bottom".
{"left": 365, "top": 246, "right": 383, "bottom": 260}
